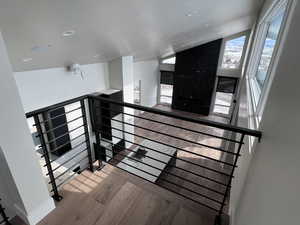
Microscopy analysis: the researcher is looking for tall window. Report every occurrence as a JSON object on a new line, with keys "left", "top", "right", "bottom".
{"left": 255, "top": 10, "right": 285, "bottom": 89}
{"left": 249, "top": 1, "right": 288, "bottom": 110}
{"left": 221, "top": 36, "right": 246, "bottom": 69}
{"left": 160, "top": 71, "right": 174, "bottom": 105}
{"left": 213, "top": 77, "right": 238, "bottom": 116}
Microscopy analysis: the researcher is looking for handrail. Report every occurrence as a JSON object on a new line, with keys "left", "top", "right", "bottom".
{"left": 88, "top": 95, "right": 262, "bottom": 139}
{"left": 25, "top": 94, "right": 88, "bottom": 118}
{"left": 25, "top": 93, "right": 262, "bottom": 139}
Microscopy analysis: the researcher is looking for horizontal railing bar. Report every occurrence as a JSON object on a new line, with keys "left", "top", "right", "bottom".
{"left": 106, "top": 115, "right": 240, "bottom": 162}
{"left": 40, "top": 115, "right": 84, "bottom": 135}
{"left": 44, "top": 140, "right": 88, "bottom": 164}
{"left": 33, "top": 106, "right": 83, "bottom": 126}
{"left": 50, "top": 164, "right": 91, "bottom": 192}
{"left": 51, "top": 156, "right": 88, "bottom": 182}
{"left": 45, "top": 132, "right": 87, "bottom": 154}
{"left": 103, "top": 106, "right": 240, "bottom": 144}
{"left": 100, "top": 159, "right": 219, "bottom": 212}
{"left": 49, "top": 148, "right": 88, "bottom": 174}
{"left": 101, "top": 124, "right": 234, "bottom": 177}
{"left": 26, "top": 95, "right": 88, "bottom": 118}
{"left": 99, "top": 151, "right": 223, "bottom": 205}
{"left": 88, "top": 95, "right": 262, "bottom": 138}
{"left": 99, "top": 132, "right": 230, "bottom": 186}
{"left": 100, "top": 140, "right": 225, "bottom": 196}
{"left": 44, "top": 125, "right": 85, "bottom": 145}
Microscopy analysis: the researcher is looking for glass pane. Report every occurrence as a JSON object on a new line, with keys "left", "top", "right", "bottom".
{"left": 160, "top": 84, "right": 173, "bottom": 104}
{"left": 222, "top": 36, "right": 246, "bottom": 69}
{"left": 160, "top": 96, "right": 172, "bottom": 104}
{"left": 256, "top": 11, "right": 285, "bottom": 89}
{"left": 160, "top": 84, "right": 173, "bottom": 97}
{"left": 162, "top": 57, "right": 176, "bottom": 64}
{"left": 213, "top": 92, "right": 233, "bottom": 115}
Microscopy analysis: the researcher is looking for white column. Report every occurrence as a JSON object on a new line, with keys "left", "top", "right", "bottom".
{"left": 0, "top": 31, "right": 55, "bottom": 224}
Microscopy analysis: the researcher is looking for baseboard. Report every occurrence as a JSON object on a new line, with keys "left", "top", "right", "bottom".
{"left": 14, "top": 197, "right": 55, "bottom": 225}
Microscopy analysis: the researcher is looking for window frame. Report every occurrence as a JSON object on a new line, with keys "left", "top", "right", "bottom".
{"left": 217, "top": 31, "right": 250, "bottom": 77}
{"left": 161, "top": 56, "right": 176, "bottom": 65}
{"left": 247, "top": 0, "right": 292, "bottom": 125}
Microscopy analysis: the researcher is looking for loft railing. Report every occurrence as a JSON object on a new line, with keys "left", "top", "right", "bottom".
{"left": 26, "top": 94, "right": 262, "bottom": 224}
{"left": 0, "top": 199, "right": 10, "bottom": 225}
{"left": 26, "top": 95, "right": 94, "bottom": 201}
{"left": 88, "top": 95, "right": 261, "bottom": 224}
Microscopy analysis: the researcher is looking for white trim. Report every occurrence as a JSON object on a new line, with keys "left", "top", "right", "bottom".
{"left": 247, "top": 0, "right": 293, "bottom": 127}
{"left": 217, "top": 30, "right": 251, "bottom": 77}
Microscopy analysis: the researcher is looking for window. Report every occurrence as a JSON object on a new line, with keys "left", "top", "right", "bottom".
{"left": 162, "top": 57, "right": 176, "bottom": 64}
{"left": 213, "top": 77, "right": 238, "bottom": 116}
{"left": 160, "top": 84, "right": 173, "bottom": 104}
{"left": 134, "top": 80, "right": 141, "bottom": 104}
{"left": 221, "top": 36, "right": 246, "bottom": 69}
{"left": 160, "top": 71, "right": 174, "bottom": 105}
{"left": 249, "top": 0, "right": 289, "bottom": 111}
{"left": 255, "top": 10, "right": 285, "bottom": 89}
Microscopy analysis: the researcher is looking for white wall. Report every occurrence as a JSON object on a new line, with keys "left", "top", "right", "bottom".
{"left": 233, "top": 1, "right": 300, "bottom": 225}
{"left": 134, "top": 60, "right": 159, "bottom": 107}
{"left": 14, "top": 63, "right": 110, "bottom": 113}
{"left": 0, "top": 32, "right": 55, "bottom": 225}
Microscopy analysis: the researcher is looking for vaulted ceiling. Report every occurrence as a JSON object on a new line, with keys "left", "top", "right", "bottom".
{"left": 0, "top": 0, "right": 264, "bottom": 72}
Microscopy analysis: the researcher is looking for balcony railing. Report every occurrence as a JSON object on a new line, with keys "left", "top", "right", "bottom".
{"left": 26, "top": 94, "right": 262, "bottom": 224}
{"left": 0, "top": 199, "right": 9, "bottom": 225}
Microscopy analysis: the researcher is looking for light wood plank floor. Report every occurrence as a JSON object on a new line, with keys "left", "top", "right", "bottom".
{"left": 36, "top": 165, "right": 216, "bottom": 225}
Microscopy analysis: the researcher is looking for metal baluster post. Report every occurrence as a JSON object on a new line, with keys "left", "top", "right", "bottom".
{"left": 34, "top": 115, "right": 63, "bottom": 201}
{"left": 0, "top": 201, "right": 10, "bottom": 224}
{"left": 80, "top": 99, "right": 94, "bottom": 172}
{"left": 215, "top": 134, "right": 245, "bottom": 225}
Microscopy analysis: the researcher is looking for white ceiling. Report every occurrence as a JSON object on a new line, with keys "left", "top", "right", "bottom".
{"left": 0, "top": 0, "right": 264, "bottom": 72}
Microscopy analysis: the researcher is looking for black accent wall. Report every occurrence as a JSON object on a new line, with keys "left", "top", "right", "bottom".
{"left": 172, "top": 39, "right": 223, "bottom": 115}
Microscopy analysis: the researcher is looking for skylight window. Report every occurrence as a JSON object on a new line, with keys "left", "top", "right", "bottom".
{"left": 162, "top": 57, "right": 176, "bottom": 64}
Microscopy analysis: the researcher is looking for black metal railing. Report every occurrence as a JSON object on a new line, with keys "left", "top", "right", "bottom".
{"left": 88, "top": 95, "right": 262, "bottom": 224}
{"left": 0, "top": 199, "right": 9, "bottom": 225}
{"left": 25, "top": 94, "right": 262, "bottom": 225}
{"left": 26, "top": 96, "right": 94, "bottom": 201}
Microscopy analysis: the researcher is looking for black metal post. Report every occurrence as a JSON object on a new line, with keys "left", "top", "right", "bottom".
{"left": 215, "top": 134, "right": 245, "bottom": 225}
{"left": 34, "top": 115, "right": 63, "bottom": 201}
{"left": 80, "top": 99, "right": 94, "bottom": 172}
{"left": 0, "top": 200, "right": 10, "bottom": 224}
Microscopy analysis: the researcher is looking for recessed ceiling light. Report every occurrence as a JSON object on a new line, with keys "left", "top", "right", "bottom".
{"left": 22, "top": 58, "right": 33, "bottom": 62}
{"left": 186, "top": 13, "right": 193, "bottom": 17}
{"left": 62, "top": 30, "right": 75, "bottom": 37}
{"left": 93, "top": 54, "right": 100, "bottom": 58}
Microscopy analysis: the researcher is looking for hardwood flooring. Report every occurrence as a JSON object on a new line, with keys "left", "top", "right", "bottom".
{"left": 36, "top": 165, "right": 216, "bottom": 225}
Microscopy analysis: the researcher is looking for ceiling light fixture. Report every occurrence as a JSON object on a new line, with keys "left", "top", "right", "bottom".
{"left": 22, "top": 58, "right": 33, "bottom": 62}
{"left": 62, "top": 30, "right": 75, "bottom": 37}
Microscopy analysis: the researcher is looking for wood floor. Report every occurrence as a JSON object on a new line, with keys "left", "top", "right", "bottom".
{"left": 36, "top": 165, "right": 216, "bottom": 225}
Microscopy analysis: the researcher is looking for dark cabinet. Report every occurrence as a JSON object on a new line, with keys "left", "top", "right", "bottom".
{"left": 89, "top": 90, "right": 125, "bottom": 162}
{"left": 172, "top": 39, "right": 222, "bottom": 115}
